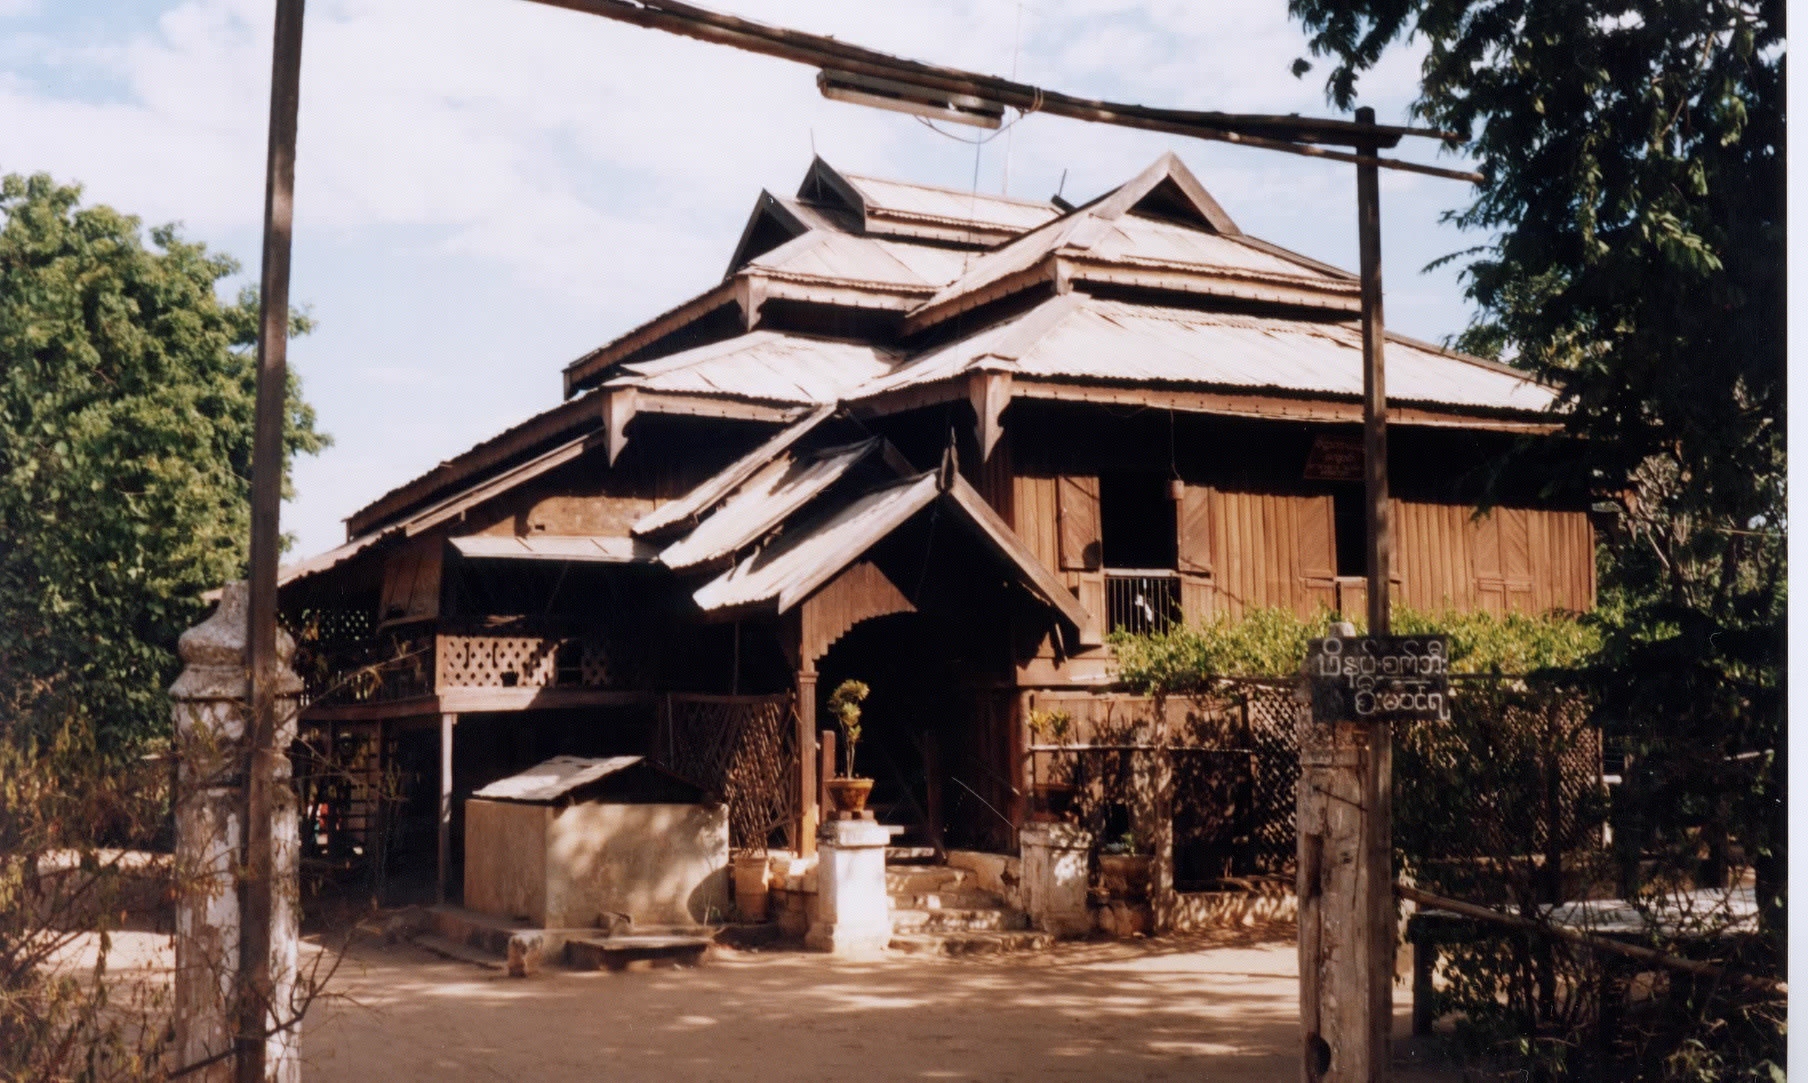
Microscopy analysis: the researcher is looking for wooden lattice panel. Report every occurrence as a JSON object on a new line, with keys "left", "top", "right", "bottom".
{"left": 579, "top": 641, "right": 614, "bottom": 687}
{"left": 656, "top": 694, "right": 797, "bottom": 851}
{"left": 436, "top": 633, "right": 558, "bottom": 688}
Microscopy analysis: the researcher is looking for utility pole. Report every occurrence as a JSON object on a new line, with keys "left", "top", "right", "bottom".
{"left": 1354, "top": 104, "right": 1396, "bottom": 1082}
{"left": 240, "top": 1, "right": 305, "bottom": 1080}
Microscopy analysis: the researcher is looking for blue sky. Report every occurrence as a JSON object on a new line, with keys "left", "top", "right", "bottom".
{"left": 1, "top": 0, "right": 1485, "bottom": 559}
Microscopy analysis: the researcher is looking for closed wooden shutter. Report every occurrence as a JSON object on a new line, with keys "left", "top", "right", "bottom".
{"left": 1011, "top": 474, "right": 1060, "bottom": 571}
{"left": 1057, "top": 475, "right": 1102, "bottom": 571}
{"left": 1177, "top": 484, "right": 1213, "bottom": 574}
{"left": 379, "top": 539, "right": 442, "bottom": 626}
{"left": 1295, "top": 494, "right": 1337, "bottom": 613}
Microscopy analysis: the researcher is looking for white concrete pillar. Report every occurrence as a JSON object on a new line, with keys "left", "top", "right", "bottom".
{"left": 1020, "top": 822, "right": 1094, "bottom": 937}
{"left": 170, "top": 581, "right": 302, "bottom": 1083}
{"left": 804, "top": 819, "right": 892, "bottom": 957}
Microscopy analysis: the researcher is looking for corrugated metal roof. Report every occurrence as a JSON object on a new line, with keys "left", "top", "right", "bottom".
{"left": 1089, "top": 215, "right": 1344, "bottom": 280}
{"left": 634, "top": 407, "right": 835, "bottom": 537}
{"left": 472, "top": 756, "right": 647, "bottom": 802}
{"left": 860, "top": 297, "right": 1554, "bottom": 413}
{"left": 841, "top": 173, "right": 1060, "bottom": 233}
{"left": 278, "top": 531, "right": 390, "bottom": 587}
{"left": 660, "top": 439, "right": 878, "bottom": 572}
{"left": 605, "top": 331, "right": 897, "bottom": 405}
{"left": 917, "top": 206, "right": 1351, "bottom": 315}
{"left": 747, "top": 230, "right": 967, "bottom": 291}
{"left": 693, "top": 473, "right": 940, "bottom": 613}
{"left": 450, "top": 535, "right": 658, "bottom": 563}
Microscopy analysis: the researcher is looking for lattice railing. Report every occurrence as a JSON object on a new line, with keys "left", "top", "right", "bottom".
{"left": 654, "top": 694, "right": 797, "bottom": 852}
{"left": 433, "top": 619, "right": 626, "bottom": 690}
{"left": 297, "top": 629, "right": 435, "bottom": 707}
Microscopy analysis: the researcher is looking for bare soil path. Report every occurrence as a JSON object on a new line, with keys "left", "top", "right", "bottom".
{"left": 300, "top": 927, "right": 1453, "bottom": 1082}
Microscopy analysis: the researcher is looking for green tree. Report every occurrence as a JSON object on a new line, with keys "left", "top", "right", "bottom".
{"left": 1286, "top": 2, "right": 1784, "bottom": 1075}
{"left": 0, "top": 174, "right": 328, "bottom": 754}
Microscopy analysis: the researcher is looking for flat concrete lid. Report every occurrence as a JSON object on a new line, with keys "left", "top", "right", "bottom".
{"left": 471, "top": 756, "right": 645, "bottom": 802}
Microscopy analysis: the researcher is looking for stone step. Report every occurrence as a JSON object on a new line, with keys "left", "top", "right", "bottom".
{"left": 889, "top": 891, "right": 1002, "bottom": 911}
{"left": 565, "top": 935, "right": 711, "bottom": 972}
{"left": 891, "top": 906, "right": 1029, "bottom": 933}
{"left": 888, "top": 930, "right": 1055, "bottom": 956}
{"left": 885, "top": 846, "right": 941, "bottom": 865}
{"left": 884, "top": 867, "right": 972, "bottom": 894}
{"left": 411, "top": 933, "right": 506, "bottom": 971}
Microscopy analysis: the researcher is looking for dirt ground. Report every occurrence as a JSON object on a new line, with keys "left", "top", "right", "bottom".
{"left": 82, "top": 924, "right": 1457, "bottom": 1081}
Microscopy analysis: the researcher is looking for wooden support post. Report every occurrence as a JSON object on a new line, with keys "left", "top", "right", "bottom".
{"left": 437, "top": 713, "right": 456, "bottom": 906}
{"left": 1298, "top": 716, "right": 1387, "bottom": 1082}
{"left": 819, "top": 728, "right": 836, "bottom": 822}
{"left": 1355, "top": 105, "right": 1391, "bottom": 639}
{"left": 922, "top": 730, "right": 945, "bottom": 858}
{"left": 797, "top": 669, "right": 819, "bottom": 856}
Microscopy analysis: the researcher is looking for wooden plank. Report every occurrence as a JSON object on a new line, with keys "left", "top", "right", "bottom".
{"left": 301, "top": 695, "right": 441, "bottom": 723}
{"left": 969, "top": 370, "right": 1013, "bottom": 463}
{"left": 436, "top": 687, "right": 656, "bottom": 713}
{"left": 1057, "top": 474, "right": 1102, "bottom": 571}
{"left": 1011, "top": 379, "right": 1558, "bottom": 433}
{"left": 1177, "top": 483, "right": 1213, "bottom": 575}
{"left": 1297, "top": 493, "right": 1336, "bottom": 614}
{"left": 945, "top": 475, "right": 1101, "bottom": 645}
{"left": 800, "top": 559, "right": 916, "bottom": 668}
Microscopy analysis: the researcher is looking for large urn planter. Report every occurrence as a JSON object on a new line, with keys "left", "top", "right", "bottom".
{"left": 824, "top": 777, "right": 874, "bottom": 814}
{"left": 1097, "top": 852, "right": 1153, "bottom": 902}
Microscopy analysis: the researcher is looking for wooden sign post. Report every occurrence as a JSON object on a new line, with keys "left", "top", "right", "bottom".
{"left": 1298, "top": 635, "right": 1448, "bottom": 1082}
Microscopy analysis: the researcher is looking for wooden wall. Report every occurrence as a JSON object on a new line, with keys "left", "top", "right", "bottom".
{"left": 1199, "top": 488, "right": 1337, "bottom": 619}
{"left": 994, "top": 416, "right": 1595, "bottom": 632}
{"left": 1393, "top": 501, "right": 1595, "bottom": 615}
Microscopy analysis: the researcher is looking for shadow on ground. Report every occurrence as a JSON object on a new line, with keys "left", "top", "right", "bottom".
{"left": 304, "top": 929, "right": 1309, "bottom": 1082}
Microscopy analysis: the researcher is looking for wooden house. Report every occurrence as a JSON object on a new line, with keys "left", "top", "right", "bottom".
{"left": 281, "top": 153, "right": 1592, "bottom": 900}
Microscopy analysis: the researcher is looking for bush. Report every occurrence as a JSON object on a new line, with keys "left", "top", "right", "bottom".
{"left": 1109, "top": 606, "right": 1601, "bottom": 695}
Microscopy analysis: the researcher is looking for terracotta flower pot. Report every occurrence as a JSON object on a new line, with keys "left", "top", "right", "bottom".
{"left": 825, "top": 777, "right": 874, "bottom": 813}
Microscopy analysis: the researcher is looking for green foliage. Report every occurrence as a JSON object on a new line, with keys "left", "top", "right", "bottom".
{"left": 827, "top": 678, "right": 869, "bottom": 778}
{"left": 1283, "top": 2, "right": 1785, "bottom": 1072}
{"left": 0, "top": 174, "right": 328, "bottom": 753}
{"left": 0, "top": 722, "right": 172, "bottom": 1081}
{"left": 1109, "top": 606, "right": 1599, "bottom": 694}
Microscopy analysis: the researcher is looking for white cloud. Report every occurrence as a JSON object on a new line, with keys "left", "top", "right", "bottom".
{"left": 2, "top": 0, "right": 1479, "bottom": 556}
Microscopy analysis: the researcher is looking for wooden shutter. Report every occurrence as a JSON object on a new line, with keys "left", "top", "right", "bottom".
{"left": 1295, "top": 494, "right": 1337, "bottom": 613}
{"left": 1500, "top": 507, "right": 1536, "bottom": 612}
{"left": 379, "top": 539, "right": 442, "bottom": 626}
{"left": 1177, "top": 484, "right": 1213, "bottom": 575}
{"left": 1057, "top": 475, "right": 1102, "bottom": 571}
{"left": 1011, "top": 474, "right": 1059, "bottom": 571}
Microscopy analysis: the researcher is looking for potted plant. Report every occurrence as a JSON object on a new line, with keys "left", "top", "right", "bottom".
{"left": 1098, "top": 830, "right": 1152, "bottom": 901}
{"left": 1027, "top": 708, "right": 1077, "bottom": 821}
{"left": 824, "top": 679, "right": 873, "bottom": 814}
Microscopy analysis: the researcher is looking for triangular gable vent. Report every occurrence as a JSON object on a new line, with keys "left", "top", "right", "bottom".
{"left": 1129, "top": 176, "right": 1221, "bottom": 230}
{"left": 796, "top": 157, "right": 867, "bottom": 228}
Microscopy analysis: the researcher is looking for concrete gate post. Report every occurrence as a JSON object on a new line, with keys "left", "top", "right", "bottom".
{"left": 1020, "top": 822, "right": 1093, "bottom": 936}
{"left": 170, "top": 582, "right": 302, "bottom": 1082}
{"left": 804, "top": 819, "right": 892, "bottom": 957}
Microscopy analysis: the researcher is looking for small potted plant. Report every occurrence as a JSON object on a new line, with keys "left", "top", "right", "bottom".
{"left": 1027, "top": 708, "right": 1077, "bottom": 821}
{"left": 824, "top": 679, "right": 873, "bottom": 814}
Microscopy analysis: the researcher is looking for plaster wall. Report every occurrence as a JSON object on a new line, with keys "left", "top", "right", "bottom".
{"left": 464, "top": 800, "right": 551, "bottom": 923}
{"left": 544, "top": 802, "right": 730, "bottom": 927}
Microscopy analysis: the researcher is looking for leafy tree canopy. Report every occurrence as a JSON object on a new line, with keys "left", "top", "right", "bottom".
{"left": 0, "top": 174, "right": 328, "bottom": 754}
{"left": 1286, "top": 2, "right": 1786, "bottom": 1065}
{"left": 1286, "top": 0, "right": 1783, "bottom": 620}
